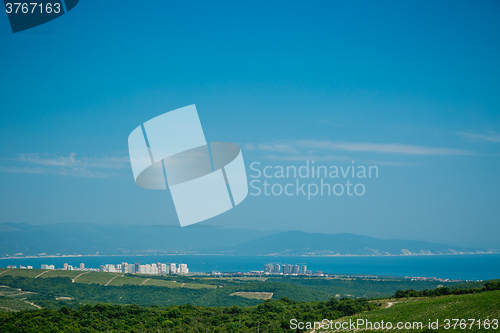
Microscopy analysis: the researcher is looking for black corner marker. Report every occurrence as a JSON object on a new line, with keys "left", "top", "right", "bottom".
{"left": 4, "top": 0, "right": 79, "bottom": 33}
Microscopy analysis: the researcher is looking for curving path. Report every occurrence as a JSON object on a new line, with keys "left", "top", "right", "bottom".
{"left": 72, "top": 271, "right": 90, "bottom": 283}
{"left": 104, "top": 275, "right": 123, "bottom": 286}
{"left": 0, "top": 269, "right": 11, "bottom": 276}
{"left": 34, "top": 270, "right": 49, "bottom": 278}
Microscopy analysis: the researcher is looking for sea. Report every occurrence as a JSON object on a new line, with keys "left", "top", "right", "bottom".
{"left": 1, "top": 254, "right": 500, "bottom": 281}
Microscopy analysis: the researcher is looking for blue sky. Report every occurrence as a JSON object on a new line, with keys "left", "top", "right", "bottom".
{"left": 1, "top": 1, "right": 499, "bottom": 248}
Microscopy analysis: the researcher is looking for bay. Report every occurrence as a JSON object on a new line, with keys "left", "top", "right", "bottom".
{"left": 2, "top": 254, "right": 499, "bottom": 281}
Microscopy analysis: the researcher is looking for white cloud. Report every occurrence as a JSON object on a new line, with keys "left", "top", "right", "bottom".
{"left": 245, "top": 139, "right": 473, "bottom": 156}
{"left": 0, "top": 166, "right": 114, "bottom": 178}
{"left": 361, "top": 160, "right": 423, "bottom": 167}
{"left": 295, "top": 140, "right": 473, "bottom": 155}
{"left": 16, "top": 153, "right": 130, "bottom": 169}
{"left": 0, "top": 153, "right": 130, "bottom": 178}
{"left": 264, "top": 154, "right": 351, "bottom": 162}
{"left": 243, "top": 142, "right": 298, "bottom": 154}
{"left": 457, "top": 131, "right": 500, "bottom": 143}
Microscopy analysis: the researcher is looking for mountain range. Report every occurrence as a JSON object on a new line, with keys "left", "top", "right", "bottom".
{"left": 0, "top": 223, "right": 493, "bottom": 258}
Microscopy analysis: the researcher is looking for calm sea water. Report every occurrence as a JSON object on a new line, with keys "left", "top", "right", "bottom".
{"left": 2, "top": 254, "right": 499, "bottom": 281}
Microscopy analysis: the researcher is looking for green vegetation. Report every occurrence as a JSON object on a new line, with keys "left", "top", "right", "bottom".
{"left": 394, "top": 280, "right": 500, "bottom": 299}
{"left": 1, "top": 268, "right": 108, "bottom": 280}
{"left": 0, "top": 297, "right": 375, "bottom": 332}
{"left": 0, "top": 269, "right": 479, "bottom": 310}
{"left": 106, "top": 274, "right": 146, "bottom": 286}
{"left": 142, "top": 278, "right": 216, "bottom": 289}
{"left": 326, "top": 290, "right": 500, "bottom": 332}
{"left": 218, "top": 277, "right": 269, "bottom": 282}
{"left": 0, "top": 297, "right": 39, "bottom": 312}
{"left": 72, "top": 271, "right": 121, "bottom": 285}
{"left": 230, "top": 292, "right": 273, "bottom": 300}
{"left": 0, "top": 285, "right": 33, "bottom": 298}
{"left": 0, "top": 269, "right": 42, "bottom": 278}
{"left": 0, "top": 269, "right": 219, "bottom": 289}
{"left": 0, "top": 269, "right": 497, "bottom": 332}
{"left": 0, "top": 274, "right": 334, "bottom": 308}
{"left": 266, "top": 276, "right": 459, "bottom": 299}
{"left": 43, "top": 270, "right": 83, "bottom": 279}
{"left": 0, "top": 285, "right": 41, "bottom": 313}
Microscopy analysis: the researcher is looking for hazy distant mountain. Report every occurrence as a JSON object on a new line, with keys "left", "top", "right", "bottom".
{"left": 217, "top": 231, "right": 491, "bottom": 256}
{"left": 0, "top": 223, "right": 492, "bottom": 258}
{"left": 0, "top": 223, "right": 278, "bottom": 257}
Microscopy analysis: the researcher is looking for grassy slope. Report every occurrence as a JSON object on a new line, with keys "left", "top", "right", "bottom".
{"left": 0, "top": 285, "right": 39, "bottom": 312}
{"left": 0, "top": 269, "right": 466, "bottom": 298}
{"left": 1, "top": 269, "right": 497, "bottom": 314}
{"left": 0, "top": 274, "right": 333, "bottom": 309}
{"left": 0, "top": 269, "right": 219, "bottom": 289}
{"left": 325, "top": 290, "right": 500, "bottom": 332}
{"left": 43, "top": 270, "right": 83, "bottom": 279}
{"left": 0, "top": 298, "right": 39, "bottom": 312}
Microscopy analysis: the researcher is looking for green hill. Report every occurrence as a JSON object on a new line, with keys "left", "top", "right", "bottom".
{"left": 0, "top": 271, "right": 498, "bottom": 332}
{"left": 324, "top": 290, "right": 500, "bottom": 332}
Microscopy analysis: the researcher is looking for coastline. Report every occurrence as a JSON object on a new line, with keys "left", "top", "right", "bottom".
{"left": 1, "top": 251, "right": 497, "bottom": 260}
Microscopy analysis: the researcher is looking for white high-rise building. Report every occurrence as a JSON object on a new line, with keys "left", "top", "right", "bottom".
{"left": 179, "top": 263, "right": 188, "bottom": 274}
{"left": 161, "top": 263, "right": 167, "bottom": 274}
{"left": 106, "top": 264, "right": 116, "bottom": 272}
{"left": 170, "top": 263, "right": 177, "bottom": 274}
{"left": 141, "top": 264, "right": 156, "bottom": 274}
{"left": 80, "top": 263, "right": 85, "bottom": 270}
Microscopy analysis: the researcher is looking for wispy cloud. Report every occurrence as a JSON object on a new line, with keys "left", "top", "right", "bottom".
{"left": 295, "top": 140, "right": 473, "bottom": 155}
{"left": 0, "top": 166, "right": 116, "bottom": 178}
{"left": 244, "top": 139, "right": 473, "bottom": 156}
{"left": 244, "top": 143, "right": 299, "bottom": 154}
{"left": 16, "top": 153, "right": 130, "bottom": 169}
{"left": 457, "top": 131, "right": 500, "bottom": 143}
{"left": 360, "top": 160, "right": 423, "bottom": 167}
{"left": 0, "top": 153, "right": 130, "bottom": 178}
{"left": 264, "top": 154, "right": 351, "bottom": 162}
